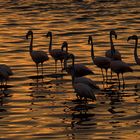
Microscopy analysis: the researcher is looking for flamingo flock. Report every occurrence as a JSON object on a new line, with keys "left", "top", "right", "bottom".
{"left": 0, "top": 29, "right": 139, "bottom": 102}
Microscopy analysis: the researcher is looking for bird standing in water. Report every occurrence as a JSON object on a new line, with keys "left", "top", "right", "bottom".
{"left": 65, "top": 53, "right": 99, "bottom": 101}
{"left": 88, "top": 35, "right": 111, "bottom": 82}
{"left": 46, "top": 31, "right": 68, "bottom": 72}
{"left": 63, "top": 53, "right": 94, "bottom": 77}
{"left": 127, "top": 35, "right": 140, "bottom": 65}
{"left": 110, "top": 60, "right": 133, "bottom": 88}
{"left": 26, "top": 30, "right": 49, "bottom": 76}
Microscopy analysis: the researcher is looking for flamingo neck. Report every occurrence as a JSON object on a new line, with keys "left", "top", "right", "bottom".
{"left": 29, "top": 34, "right": 33, "bottom": 52}
{"left": 134, "top": 38, "right": 139, "bottom": 63}
{"left": 48, "top": 34, "right": 52, "bottom": 53}
{"left": 110, "top": 34, "right": 115, "bottom": 51}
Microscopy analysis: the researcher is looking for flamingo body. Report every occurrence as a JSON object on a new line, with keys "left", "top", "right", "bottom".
{"left": 105, "top": 50, "right": 121, "bottom": 60}
{"left": 110, "top": 60, "right": 133, "bottom": 87}
{"left": 94, "top": 56, "right": 111, "bottom": 70}
{"left": 0, "top": 64, "right": 13, "bottom": 85}
{"left": 74, "top": 77, "right": 100, "bottom": 91}
{"left": 30, "top": 51, "right": 49, "bottom": 65}
{"left": 0, "top": 64, "right": 13, "bottom": 76}
{"left": 73, "top": 82, "right": 96, "bottom": 100}
{"left": 66, "top": 63, "right": 94, "bottom": 77}
{"left": 110, "top": 60, "right": 133, "bottom": 74}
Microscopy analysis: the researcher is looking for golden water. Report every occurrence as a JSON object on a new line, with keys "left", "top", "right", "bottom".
{"left": 0, "top": 0, "right": 140, "bottom": 139}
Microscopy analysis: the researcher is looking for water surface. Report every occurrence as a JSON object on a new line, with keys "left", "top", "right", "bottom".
{"left": 0, "top": 0, "right": 140, "bottom": 139}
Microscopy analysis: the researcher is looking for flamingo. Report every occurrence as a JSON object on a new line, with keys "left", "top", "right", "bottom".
{"left": 127, "top": 35, "right": 140, "bottom": 65}
{"left": 26, "top": 30, "right": 49, "bottom": 76}
{"left": 110, "top": 60, "right": 133, "bottom": 87}
{"left": 0, "top": 64, "right": 13, "bottom": 86}
{"left": 105, "top": 30, "right": 121, "bottom": 60}
{"left": 64, "top": 53, "right": 94, "bottom": 77}
{"left": 88, "top": 35, "right": 111, "bottom": 82}
{"left": 46, "top": 31, "right": 68, "bottom": 72}
{"left": 65, "top": 53, "right": 99, "bottom": 101}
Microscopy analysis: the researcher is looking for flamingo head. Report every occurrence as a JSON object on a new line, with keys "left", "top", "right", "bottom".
{"left": 26, "top": 30, "right": 33, "bottom": 39}
{"left": 88, "top": 35, "right": 92, "bottom": 45}
{"left": 46, "top": 31, "right": 52, "bottom": 38}
{"left": 110, "top": 30, "right": 117, "bottom": 39}
{"left": 127, "top": 35, "right": 138, "bottom": 42}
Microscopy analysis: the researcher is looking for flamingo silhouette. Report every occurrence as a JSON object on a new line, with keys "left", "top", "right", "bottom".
{"left": 0, "top": 64, "right": 13, "bottom": 86}
{"left": 65, "top": 53, "right": 99, "bottom": 101}
{"left": 110, "top": 60, "right": 133, "bottom": 88}
{"left": 105, "top": 30, "right": 121, "bottom": 60}
{"left": 26, "top": 30, "right": 49, "bottom": 76}
{"left": 64, "top": 53, "right": 94, "bottom": 77}
{"left": 88, "top": 35, "right": 111, "bottom": 82}
{"left": 127, "top": 35, "right": 140, "bottom": 65}
{"left": 46, "top": 31, "right": 68, "bottom": 72}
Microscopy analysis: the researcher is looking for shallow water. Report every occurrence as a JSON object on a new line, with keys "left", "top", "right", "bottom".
{"left": 0, "top": 0, "right": 140, "bottom": 139}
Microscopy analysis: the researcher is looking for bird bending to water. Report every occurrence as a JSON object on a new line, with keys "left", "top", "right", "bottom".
{"left": 64, "top": 53, "right": 94, "bottom": 77}
{"left": 65, "top": 53, "right": 99, "bottom": 101}
{"left": 105, "top": 30, "right": 121, "bottom": 60}
{"left": 127, "top": 35, "right": 140, "bottom": 65}
{"left": 88, "top": 35, "right": 111, "bottom": 82}
{"left": 110, "top": 60, "right": 133, "bottom": 87}
{"left": 46, "top": 31, "right": 68, "bottom": 72}
{"left": 0, "top": 64, "right": 13, "bottom": 86}
{"left": 26, "top": 30, "right": 49, "bottom": 76}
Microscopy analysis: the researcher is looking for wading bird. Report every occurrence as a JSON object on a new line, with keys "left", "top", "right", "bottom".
{"left": 110, "top": 60, "right": 133, "bottom": 88}
{"left": 0, "top": 64, "right": 13, "bottom": 86}
{"left": 105, "top": 30, "right": 121, "bottom": 60}
{"left": 64, "top": 53, "right": 94, "bottom": 77}
{"left": 65, "top": 53, "right": 99, "bottom": 101}
{"left": 26, "top": 30, "right": 49, "bottom": 76}
{"left": 88, "top": 35, "right": 111, "bottom": 82}
{"left": 127, "top": 35, "right": 140, "bottom": 65}
{"left": 46, "top": 31, "right": 68, "bottom": 72}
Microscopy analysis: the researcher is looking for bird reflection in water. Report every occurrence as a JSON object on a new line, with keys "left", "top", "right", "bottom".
{"left": 68, "top": 101, "right": 96, "bottom": 133}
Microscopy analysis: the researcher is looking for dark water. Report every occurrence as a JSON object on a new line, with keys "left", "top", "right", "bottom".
{"left": 0, "top": 0, "right": 140, "bottom": 139}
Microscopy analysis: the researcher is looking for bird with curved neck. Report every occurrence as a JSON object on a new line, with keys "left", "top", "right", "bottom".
{"left": 127, "top": 35, "right": 140, "bottom": 65}
{"left": 88, "top": 35, "right": 111, "bottom": 82}
{"left": 105, "top": 30, "right": 121, "bottom": 60}
{"left": 64, "top": 53, "right": 94, "bottom": 77}
{"left": 26, "top": 30, "right": 49, "bottom": 76}
{"left": 46, "top": 31, "right": 69, "bottom": 72}
{"left": 65, "top": 53, "right": 99, "bottom": 101}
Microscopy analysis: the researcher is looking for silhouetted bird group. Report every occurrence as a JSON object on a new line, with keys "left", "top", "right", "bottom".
{"left": 0, "top": 30, "right": 139, "bottom": 102}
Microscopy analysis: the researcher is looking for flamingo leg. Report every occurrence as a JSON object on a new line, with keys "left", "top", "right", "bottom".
{"left": 101, "top": 68, "right": 105, "bottom": 82}
{"left": 41, "top": 63, "right": 43, "bottom": 76}
{"left": 105, "top": 69, "right": 108, "bottom": 82}
{"left": 36, "top": 64, "right": 39, "bottom": 76}
{"left": 55, "top": 60, "right": 57, "bottom": 73}
{"left": 60, "top": 60, "right": 63, "bottom": 71}
{"left": 117, "top": 73, "right": 121, "bottom": 89}
{"left": 110, "top": 70, "right": 113, "bottom": 81}
{"left": 41, "top": 63, "right": 44, "bottom": 85}
{"left": 122, "top": 73, "right": 125, "bottom": 89}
